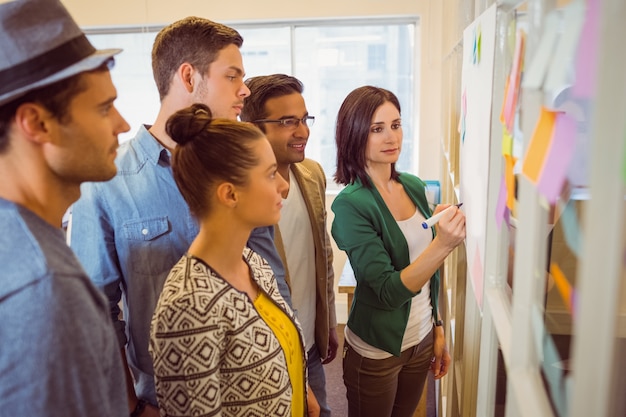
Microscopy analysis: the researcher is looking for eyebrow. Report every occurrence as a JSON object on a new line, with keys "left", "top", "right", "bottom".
{"left": 370, "top": 118, "right": 401, "bottom": 126}
{"left": 228, "top": 66, "right": 245, "bottom": 77}
{"left": 97, "top": 95, "right": 117, "bottom": 109}
{"left": 270, "top": 112, "right": 309, "bottom": 120}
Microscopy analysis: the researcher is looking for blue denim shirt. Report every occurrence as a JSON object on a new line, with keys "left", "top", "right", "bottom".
{"left": 70, "top": 125, "right": 291, "bottom": 405}
{"left": 0, "top": 199, "right": 127, "bottom": 417}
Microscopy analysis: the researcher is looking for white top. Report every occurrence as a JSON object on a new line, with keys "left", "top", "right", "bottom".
{"left": 278, "top": 170, "right": 316, "bottom": 351}
{"left": 345, "top": 208, "right": 433, "bottom": 359}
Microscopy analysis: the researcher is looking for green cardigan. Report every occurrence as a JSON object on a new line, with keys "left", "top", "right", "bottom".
{"left": 331, "top": 173, "right": 439, "bottom": 356}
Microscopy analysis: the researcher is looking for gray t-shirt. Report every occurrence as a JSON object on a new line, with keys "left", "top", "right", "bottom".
{"left": 0, "top": 199, "right": 127, "bottom": 417}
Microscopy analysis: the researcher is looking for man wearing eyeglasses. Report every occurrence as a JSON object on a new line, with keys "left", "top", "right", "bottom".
{"left": 241, "top": 74, "right": 338, "bottom": 417}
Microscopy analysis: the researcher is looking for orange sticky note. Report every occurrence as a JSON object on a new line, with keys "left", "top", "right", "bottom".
{"left": 504, "top": 154, "right": 517, "bottom": 210}
{"left": 550, "top": 262, "right": 572, "bottom": 314}
{"left": 522, "top": 107, "right": 556, "bottom": 184}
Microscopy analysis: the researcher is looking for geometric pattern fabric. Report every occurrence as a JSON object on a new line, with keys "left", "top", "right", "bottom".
{"left": 150, "top": 248, "right": 304, "bottom": 416}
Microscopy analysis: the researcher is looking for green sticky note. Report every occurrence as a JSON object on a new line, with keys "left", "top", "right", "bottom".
{"left": 477, "top": 27, "right": 482, "bottom": 64}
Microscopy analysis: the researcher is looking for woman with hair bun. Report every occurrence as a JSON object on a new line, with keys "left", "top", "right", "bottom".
{"left": 150, "top": 103, "right": 318, "bottom": 417}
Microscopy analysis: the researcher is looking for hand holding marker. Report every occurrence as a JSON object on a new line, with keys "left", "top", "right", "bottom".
{"left": 421, "top": 203, "right": 464, "bottom": 229}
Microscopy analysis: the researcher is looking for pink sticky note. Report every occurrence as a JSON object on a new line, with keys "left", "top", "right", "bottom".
{"left": 503, "top": 31, "right": 525, "bottom": 131}
{"left": 572, "top": 0, "right": 600, "bottom": 98}
{"left": 537, "top": 113, "right": 577, "bottom": 203}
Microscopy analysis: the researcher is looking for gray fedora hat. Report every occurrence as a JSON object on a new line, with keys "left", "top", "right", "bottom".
{"left": 0, "top": 0, "right": 122, "bottom": 106}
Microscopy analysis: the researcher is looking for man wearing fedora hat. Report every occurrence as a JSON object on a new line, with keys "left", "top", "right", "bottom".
{"left": 70, "top": 16, "right": 293, "bottom": 416}
{"left": 0, "top": 0, "right": 130, "bottom": 416}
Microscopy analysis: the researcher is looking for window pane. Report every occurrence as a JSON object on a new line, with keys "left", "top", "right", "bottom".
{"left": 87, "top": 32, "right": 160, "bottom": 143}
{"left": 293, "top": 24, "right": 415, "bottom": 183}
{"left": 85, "top": 21, "right": 417, "bottom": 177}
{"left": 237, "top": 27, "right": 291, "bottom": 77}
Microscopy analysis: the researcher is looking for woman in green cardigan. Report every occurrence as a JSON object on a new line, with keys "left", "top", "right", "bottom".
{"left": 331, "top": 86, "right": 466, "bottom": 417}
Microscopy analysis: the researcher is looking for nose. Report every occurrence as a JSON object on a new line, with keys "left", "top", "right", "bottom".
{"left": 239, "top": 82, "right": 251, "bottom": 98}
{"left": 385, "top": 128, "right": 400, "bottom": 143}
{"left": 277, "top": 172, "right": 289, "bottom": 195}
{"left": 114, "top": 106, "right": 131, "bottom": 135}
{"left": 294, "top": 119, "right": 309, "bottom": 138}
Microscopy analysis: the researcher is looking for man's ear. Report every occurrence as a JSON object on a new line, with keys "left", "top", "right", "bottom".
{"left": 177, "top": 62, "right": 195, "bottom": 94}
{"left": 215, "top": 182, "right": 238, "bottom": 208}
{"left": 13, "top": 103, "right": 53, "bottom": 145}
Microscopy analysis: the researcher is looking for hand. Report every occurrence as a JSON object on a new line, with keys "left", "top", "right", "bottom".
{"left": 434, "top": 204, "right": 466, "bottom": 250}
{"left": 321, "top": 327, "right": 339, "bottom": 364}
{"left": 141, "top": 403, "right": 160, "bottom": 417}
{"left": 307, "top": 385, "right": 321, "bottom": 417}
{"left": 430, "top": 326, "right": 451, "bottom": 380}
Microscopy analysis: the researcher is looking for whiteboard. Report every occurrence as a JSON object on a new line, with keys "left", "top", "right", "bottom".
{"left": 459, "top": 3, "right": 497, "bottom": 309}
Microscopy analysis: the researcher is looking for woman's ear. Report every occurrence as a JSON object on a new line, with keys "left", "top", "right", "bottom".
{"left": 215, "top": 182, "right": 238, "bottom": 208}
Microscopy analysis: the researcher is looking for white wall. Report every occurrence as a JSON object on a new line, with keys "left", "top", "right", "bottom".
{"left": 63, "top": 0, "right": 424, "bottom": 26}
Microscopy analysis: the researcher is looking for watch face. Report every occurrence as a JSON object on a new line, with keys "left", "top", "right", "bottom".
{"left": 435, "top": 319, "right": 443, "bottom": 327}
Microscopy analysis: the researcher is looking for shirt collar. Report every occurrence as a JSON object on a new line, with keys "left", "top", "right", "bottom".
{"left": 135, "top": 124, "right": 172, "bottom": 166}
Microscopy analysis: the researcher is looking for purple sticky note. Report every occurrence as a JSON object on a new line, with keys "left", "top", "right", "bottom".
{"left": 572, "top": 0, "right": 600, "bottom": 98}
{"left": 495, "top": 174, "right": 508, "bottom": 229}
{"left": 537, "top": 113, "right": 577, "bottom": 203}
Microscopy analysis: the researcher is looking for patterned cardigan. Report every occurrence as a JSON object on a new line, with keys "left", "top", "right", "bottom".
{"left": 150, "top": 247, "right": 306, "bottom": 417}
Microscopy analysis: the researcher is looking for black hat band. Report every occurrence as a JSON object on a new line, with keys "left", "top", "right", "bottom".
{"left": 0, "top": 34, "right": 96, "bottom": 96}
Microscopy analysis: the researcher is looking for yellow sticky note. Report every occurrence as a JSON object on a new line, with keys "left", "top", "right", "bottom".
{"left": 502, "top": 127, "right": 513, "bottom": 156}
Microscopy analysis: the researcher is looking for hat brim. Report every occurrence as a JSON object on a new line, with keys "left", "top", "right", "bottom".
{"left": 0, "top": 48, "right": 122, "bottom": 107}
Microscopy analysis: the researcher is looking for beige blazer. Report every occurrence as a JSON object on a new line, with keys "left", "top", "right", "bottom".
{"left": 274, "top": 158, "right": 337, "bottom": 359}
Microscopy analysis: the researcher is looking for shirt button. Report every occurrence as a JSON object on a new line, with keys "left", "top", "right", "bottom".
{"left": 141, "top": 228, "right": 148, "bottom": 235}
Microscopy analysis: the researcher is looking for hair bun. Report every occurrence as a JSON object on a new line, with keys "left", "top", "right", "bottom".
{"left": 166, "top": 103, "right": 214, "bottom": 146}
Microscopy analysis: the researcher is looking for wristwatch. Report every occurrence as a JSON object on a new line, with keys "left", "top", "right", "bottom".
{"left": 434, "top": 319, "right": 443, "bottom": 327}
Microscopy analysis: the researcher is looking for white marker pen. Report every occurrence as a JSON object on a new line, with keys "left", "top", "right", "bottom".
{"left": 421, "top": 203, "right": 463, "bottom": 229}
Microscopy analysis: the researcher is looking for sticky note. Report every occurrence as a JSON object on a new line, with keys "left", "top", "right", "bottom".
{"left": 502, "top": 126, "right": 513, "bottom": 156}
{"left": 544, "top": 0, "right": 585, "bottom": 92}
{"left": 550, "top": 262, "right": 573, "bottom": 314}
{"left": 572, "top": 0, "right": 600, "bottom": 98}
{"left": 505, "top": 154, "right": 517, "bottom": 210}
{"left": 522, "top": 107, "right": 556, "bottom": 184}
{"left": 537, "top": 113, "right": 577, "bottom": 203}
{"left": 523, "top": 12, "right": 560, "bottom": 90}
{"left": 495, "top": 174, "right": 508, "bottom": 229}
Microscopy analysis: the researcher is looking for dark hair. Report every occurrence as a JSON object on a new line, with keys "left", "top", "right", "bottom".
{"left": 240, "top": 74, "right": 304, "bottom": 132}
{"left": 166, "top": 103, "right": 264, "bottom": 218}
{"left": 152, "top": 17, "right": 243, "bottom": 100}
{"left": 334, "top": 86, "right": 401, "bottom": 187}
{"left": 0, "top": 59, "right": 114, "bottom": 153}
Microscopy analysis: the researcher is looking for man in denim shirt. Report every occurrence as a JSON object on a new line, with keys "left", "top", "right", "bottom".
{"left": 0, "top": 1, "right": 130, "bottom": 415}
{"left": 70, "top": 17, "right": 291, "bottom": 416}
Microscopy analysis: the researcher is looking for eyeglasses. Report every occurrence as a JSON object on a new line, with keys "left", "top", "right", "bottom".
{"left": 253, "top": 116, "right": 315, "bottom": 128}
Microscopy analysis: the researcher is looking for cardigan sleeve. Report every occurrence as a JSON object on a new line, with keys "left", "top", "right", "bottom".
{"left": 331, "top": 190, "right": 416, "bottom": 310}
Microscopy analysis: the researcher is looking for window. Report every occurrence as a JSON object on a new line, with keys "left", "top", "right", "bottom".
{"left": 87, "top": 19, "right": 418, "bottom": 185}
